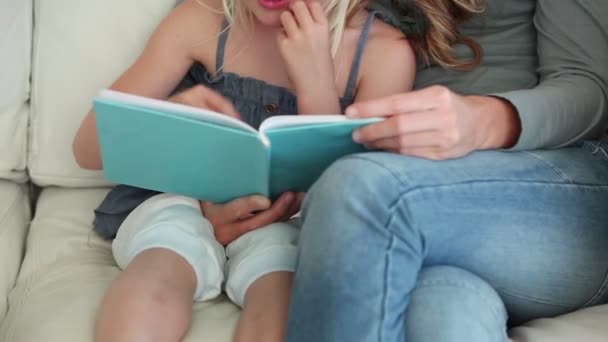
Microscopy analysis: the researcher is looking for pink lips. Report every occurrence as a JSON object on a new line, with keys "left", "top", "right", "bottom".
{"left": 258, "top": 0, "right": 290, "bottom": 10}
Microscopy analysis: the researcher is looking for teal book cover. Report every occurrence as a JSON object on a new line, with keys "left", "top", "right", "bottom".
{"left": 94, "top": 90, "right": 378, "bottom": 203}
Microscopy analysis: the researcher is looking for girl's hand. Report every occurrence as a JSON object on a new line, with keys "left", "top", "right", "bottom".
{"left": 346, "top": 86, "right": 521, "bottom": 160}
{"left": 169, "top": 85, "right": 240, "bottom": 119}
{"left": 277, "top": 1, "right": 340, "bottom": 113}
{"left": 201, "top": 192, "right": 304, "bottom": 245}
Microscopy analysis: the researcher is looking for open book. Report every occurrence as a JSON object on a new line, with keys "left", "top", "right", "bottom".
{"left": 94, "top": 89, "right": 380, "bottom": 203}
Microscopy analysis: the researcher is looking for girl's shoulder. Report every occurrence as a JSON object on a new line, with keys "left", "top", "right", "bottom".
{"left": 160, "top": 0, "right": 225, "bottom": 55}
{"left": 345, "top": 9, "right": 414, "bottom": 56}
{"left": 366, "top": 12, "right": 413, "bottom": 54}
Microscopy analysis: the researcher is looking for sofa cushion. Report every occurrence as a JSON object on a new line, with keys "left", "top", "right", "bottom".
{"left": 29, "top": 0, "right": 177, "bottom": 187}
{"left": 508, "top": 304, "right": 608, "bottom": 342}
{"left": 0, "top": 181, "right": 30, "bottom": 324}
{"left": 0, "top": 0, "right": 31, "bottom": 182}
{"left": 0, "top": 188, "right": 239, "bottom": 341}
{"left": 1, "top": 189, "right": 606, "bottom": 341}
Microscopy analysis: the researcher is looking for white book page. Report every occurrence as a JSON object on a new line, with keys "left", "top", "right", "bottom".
{"left": 98, "top": 89, "right": 257, "bottom": 133}
{"left": 259, "top": 115, "right": 348, "bottom": 132}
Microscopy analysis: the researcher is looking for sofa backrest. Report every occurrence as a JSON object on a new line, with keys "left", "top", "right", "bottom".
{"left": 28, "top": 0, "right": 177, "bottom": 187}
{"left": 0, "top": 0, "right": 31, "bottom": 182}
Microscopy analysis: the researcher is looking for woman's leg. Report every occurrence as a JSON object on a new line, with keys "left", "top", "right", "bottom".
{"left": 96, "top": 194, "right": 226, "bottom": 342}
{"left": 225, "top": 222, "right": 299, "bottom": 342}
{"left": 286, "top": 146, "right": 608, "bottom": 342}
{"left": 405, "top": 266, "right": 507, "bottom": 342}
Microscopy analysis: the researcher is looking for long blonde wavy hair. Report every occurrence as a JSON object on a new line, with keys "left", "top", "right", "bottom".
{"left": 197, "top": 0, "right": 486, "bottom": 68}
{"left": 196, "top": 0, "right": 363, "bottom": 57}
{"left": 413, "top": 0, "right": 486, "bottom": 69}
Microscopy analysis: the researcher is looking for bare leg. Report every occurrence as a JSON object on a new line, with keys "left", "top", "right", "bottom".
{"left": 96, "top": 248, "right": 197, "bottom": 342}
{"left": 233, "top": 272, "right": 293, "bottom": 342}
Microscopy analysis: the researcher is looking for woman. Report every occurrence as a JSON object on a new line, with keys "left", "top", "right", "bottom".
{"left": 285, "top": 0, "right": 608, "bottom": 341}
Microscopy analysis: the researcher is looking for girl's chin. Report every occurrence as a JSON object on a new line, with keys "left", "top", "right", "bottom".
{"left": 251, "top": 12, "right": 284, "bottom": 28}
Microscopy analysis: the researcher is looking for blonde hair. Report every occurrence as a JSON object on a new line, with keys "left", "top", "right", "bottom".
{"left": 207, "top": 0, "right": 365, "bottom": 57}
{"left": 414, "top": 0, "right": 485, "bottom": 69}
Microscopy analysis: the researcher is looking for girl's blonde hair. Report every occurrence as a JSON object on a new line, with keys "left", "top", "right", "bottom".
{"left": 215, "top": 0, "right": 364, "bottom": 57}
{"left": 198, "top": 0, "right": 486, "bottom": 69}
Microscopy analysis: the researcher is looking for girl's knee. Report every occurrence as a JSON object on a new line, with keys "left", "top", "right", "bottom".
{"left": 112, "top": 194, "right": 226, "bottom": 302}
{"left": 97, "top": 264, "right": 193, "bottom": 342}
{"left": 225, "top": 224, "right": 298, "bottom": 307}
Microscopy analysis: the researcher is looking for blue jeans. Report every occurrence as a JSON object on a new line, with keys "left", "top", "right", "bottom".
{"left": 286, "top": 142, "right": 608, "bottom": 342}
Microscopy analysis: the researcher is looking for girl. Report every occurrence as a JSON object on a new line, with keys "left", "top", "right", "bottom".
{"left": 72, "top": 0, "right": 483, "bottom": 341}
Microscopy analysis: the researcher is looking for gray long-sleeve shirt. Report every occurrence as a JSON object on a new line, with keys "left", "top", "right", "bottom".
{"left": 412, "top": 0, "right": 608, "bottom": 150}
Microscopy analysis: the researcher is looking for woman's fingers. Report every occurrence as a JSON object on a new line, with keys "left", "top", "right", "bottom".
{"left": 353, "top": 111, "right": 441, "bottom": 144}
{"left": 345, "top": 86, "right": 450, "bottom": 118}
{"left": 366, "top": 132, "right": 444, "bottom": 151}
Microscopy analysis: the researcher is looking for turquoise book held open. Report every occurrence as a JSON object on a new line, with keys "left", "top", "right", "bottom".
{"left": 94, "top": 90, "right": 379, "bottom": 203}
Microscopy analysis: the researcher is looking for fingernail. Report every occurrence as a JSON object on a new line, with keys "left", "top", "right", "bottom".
{"left": 345, "top": 107, "right": 358, "bottom": 118}
{"left": 256, "top": 197, "right": 271, "bottom": 208}
{"left": 352, "top": 131, "right": 361, "bottom": 143}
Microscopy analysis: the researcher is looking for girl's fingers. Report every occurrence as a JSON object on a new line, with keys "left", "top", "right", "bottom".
{"left": 290, "top": 1, "right": 314, "bottom": 28}
{"left": 202, "top": 88, "right": 240, "bottom": 119}
{"left": 280, "top": 11, "right": 299, "bottom": 37}
{"left": 233, "top": 192, "right": 295, "bottom": 233}
{"left": 308, "top": 1, "right": 327, "bottom": 24}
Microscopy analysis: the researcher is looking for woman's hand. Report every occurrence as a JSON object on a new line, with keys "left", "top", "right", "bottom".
{"left": 201, "top": 192, "right": 305, "bottom": 245}
{"left": 277, "top": 1, "right": 340, "bottom": 114}
{"left": 347, "top": 86, "right": 521, "bottom": 160}
{"left": 170, "top": 85, "right": 240, "bottom": 119}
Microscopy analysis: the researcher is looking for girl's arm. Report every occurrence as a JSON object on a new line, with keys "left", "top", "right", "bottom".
{"left": 354, "top": 24, "right": 416, "bottom": 103}
{"left": 277, "top": 1, "right": 342, "bottom": 115}
{"left": 73, "top": 0, "right": 224, "bottom": 170}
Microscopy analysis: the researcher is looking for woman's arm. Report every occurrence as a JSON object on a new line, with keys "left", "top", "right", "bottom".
{"left": 73, "top": 0, "right": 227, "bottom": 170}
{"left": 494, "top": 0, "right": 608, "bottom": 150}
{"left": 345, "top": 0, "right": 607, "bottom": 159}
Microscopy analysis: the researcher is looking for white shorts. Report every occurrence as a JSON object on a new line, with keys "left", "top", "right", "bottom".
{"left": 112, "top": 193, "right": 299, "bottom": 307}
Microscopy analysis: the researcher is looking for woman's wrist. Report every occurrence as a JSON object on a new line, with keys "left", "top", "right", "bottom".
{"left": 471, "top": 95, "right": 522, "bottom": 150}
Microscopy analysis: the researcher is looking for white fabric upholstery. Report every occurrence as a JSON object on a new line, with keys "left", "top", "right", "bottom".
{"left": 0, "top": 181, "right": 30, "bottom": 324}
{"left": 28, "top": 0, "right": 177, "bottom": 187}
{"left": 508, "top": 305, "right": 608, "bottom": 342}
{"left": 1, "top": 0, "right": 606, "bottom": 340}
{"left": 0, "top": 188, "right": 606, "bottom": 342}
{"left": 0, "top": 0, "right": 31, "bottom": 182}
{"left": 0, "top": 188, "right": 239, "bottom": 342}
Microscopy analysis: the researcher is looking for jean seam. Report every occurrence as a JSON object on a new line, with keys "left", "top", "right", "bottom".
{"left": 344, "top": 155, "right": 608, "bottom": 191}
{"left": 521, "top": 151, "right": 574, "bottom": 184}
{"left": 582, "top": 267, "right": 608, "bottom": 307}
{"left": 496, "top": 286, "right": 578, "bottom": 308}
{"left": 380, "top": 235, "right": 395, "bottom": 342}
{"left": 416, "top": 279, "right": 507, "bottom": 323}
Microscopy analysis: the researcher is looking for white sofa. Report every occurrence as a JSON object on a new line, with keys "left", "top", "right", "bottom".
{"left": 0, "top": 1, "right": 607, "bottom": 341}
